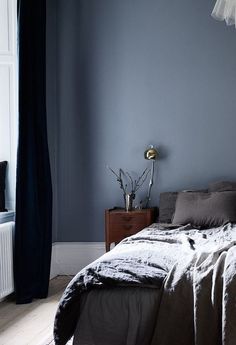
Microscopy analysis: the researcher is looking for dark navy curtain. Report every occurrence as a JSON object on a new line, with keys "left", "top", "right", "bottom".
{"left": 14, "top": 0, "right": 52, "bottom": 303}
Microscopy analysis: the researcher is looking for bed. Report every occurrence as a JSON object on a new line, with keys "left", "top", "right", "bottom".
{"left": 54, "top": 181, "right": 236, "bottom": 345}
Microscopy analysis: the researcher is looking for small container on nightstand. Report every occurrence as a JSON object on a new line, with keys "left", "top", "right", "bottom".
{"left": 105, "top": 207, "right": 157, "bottom": 252}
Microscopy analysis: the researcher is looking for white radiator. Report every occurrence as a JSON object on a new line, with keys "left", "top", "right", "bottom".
{"left": 0, "top": 221, "right": 14, "bottom": 299}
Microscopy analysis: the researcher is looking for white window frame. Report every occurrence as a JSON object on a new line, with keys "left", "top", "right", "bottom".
{"left": 0, "top": 0, "right": 17, "bottom": 211}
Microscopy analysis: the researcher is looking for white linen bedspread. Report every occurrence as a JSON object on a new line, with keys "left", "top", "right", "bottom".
{"left": 55, "top": 222, "right": 236, "bottom": 345}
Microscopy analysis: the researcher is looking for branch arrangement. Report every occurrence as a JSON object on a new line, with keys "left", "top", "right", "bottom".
{"left": 107, "top": 166, "right": 150, "bottom": 198}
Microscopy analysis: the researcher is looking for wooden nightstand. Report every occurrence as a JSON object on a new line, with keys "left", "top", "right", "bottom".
{"left": 105, "top": 207, "right": 157, "bottom": 251}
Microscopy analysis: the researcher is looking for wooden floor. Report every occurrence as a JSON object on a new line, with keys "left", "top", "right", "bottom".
{"left": 0, "top": 276, "right": 73, "bottom": 345}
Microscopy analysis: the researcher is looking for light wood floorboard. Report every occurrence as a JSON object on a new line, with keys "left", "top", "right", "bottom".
{"left": 0, "top": 276, "right": 73, "bottom": 345}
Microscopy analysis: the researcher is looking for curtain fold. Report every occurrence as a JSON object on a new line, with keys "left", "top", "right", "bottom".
{"left": 14, "top": 0, "right": 52, "bottom": 304}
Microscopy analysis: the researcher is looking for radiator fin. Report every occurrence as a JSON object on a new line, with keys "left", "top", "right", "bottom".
{"left": 0, "top": 222, "right": 14, "bottom": 299}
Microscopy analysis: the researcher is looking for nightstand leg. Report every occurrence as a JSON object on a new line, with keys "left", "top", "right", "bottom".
{"left": 105, "top": 242, "right": 110, "bottom": 252}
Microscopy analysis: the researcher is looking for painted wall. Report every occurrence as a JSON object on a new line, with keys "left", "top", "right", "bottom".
{"left": 49, "top": 0, "right": 236, "bottom": 241}
{"left": 47, "top": 0, "right": 58, "bottom": 242}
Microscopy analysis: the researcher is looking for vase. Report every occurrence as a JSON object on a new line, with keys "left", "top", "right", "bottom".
{"left": 124, "top": 193, "right": 135, "bottom": 212}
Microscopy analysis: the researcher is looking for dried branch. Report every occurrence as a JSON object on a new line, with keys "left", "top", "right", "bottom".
{"left": 133, "top": 168, "right": 150, "bottom": 193}
{"left": 126, "top": 171, "right": 134, "bottom": 192}
{"left": 107, "top": 166, "right": 150, "bottom": 197}
{"left": 107, "top": 166, "right": 127, "bottom": 194}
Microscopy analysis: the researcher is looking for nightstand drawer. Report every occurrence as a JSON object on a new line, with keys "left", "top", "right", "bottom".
{"left": 110, "top": 213, "right": 146, "bottom": 225}
{"left": 111, "top": 222, "right": 146, "bottom": 235}
{"left": 108, "top": 231, "right": 124, "bottom": 244}
{"left": 105, "top": 207, "right": 157, "bottom": 251}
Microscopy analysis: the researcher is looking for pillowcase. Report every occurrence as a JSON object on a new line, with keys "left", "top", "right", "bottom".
{"left": 172, "top": 191, "right": 236, "bottom": 228}
{"left": 209, "top": 181, "right": 236, "bottom": 192}
{"left": 159, "top": 189, "right": 208, "bottom": 224}
{"left": 0, "top": 161, "right": 7, "bottom": 212}
{"left": 159, "top": 192, "right": 178, "bottom": 223}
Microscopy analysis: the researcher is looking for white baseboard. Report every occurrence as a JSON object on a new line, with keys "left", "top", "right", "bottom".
{"left": 50, "top": 242, "right": 106, "bottom": 279}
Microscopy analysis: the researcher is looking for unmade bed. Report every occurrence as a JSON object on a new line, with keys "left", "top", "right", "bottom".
{"left": 73, "top": 286, "right": 162, "bottom": 345}
{"left": 54, "top": 187, "right": 236, "bottom": 345}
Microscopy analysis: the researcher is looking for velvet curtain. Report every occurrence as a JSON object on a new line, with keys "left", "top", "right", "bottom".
{"left": 14, "top": 0, "right": 52, "bottom": 303}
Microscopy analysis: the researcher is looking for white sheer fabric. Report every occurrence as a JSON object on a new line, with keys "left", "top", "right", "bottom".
{"left": 212, "top": 0, "right": 236, "bottom": 26}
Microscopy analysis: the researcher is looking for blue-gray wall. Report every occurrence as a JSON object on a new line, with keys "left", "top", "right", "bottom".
{"left": 48, "top": 0, "right": 236, "bottom": 242}
{"left": 47, "top": 0, "right": 58, "bottom": 242}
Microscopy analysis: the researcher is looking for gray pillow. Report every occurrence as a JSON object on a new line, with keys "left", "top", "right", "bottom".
{"left": 172, "top": 191, "right": 236, "bottom": 228}
{"left": 159, "top": 192, "right": 178, "bottom": 223}
{"left": 209, "top": 181, "right": 236, "bottom": 192}
{"left": 159, "top": 189, "right": 208, "bottom": 224}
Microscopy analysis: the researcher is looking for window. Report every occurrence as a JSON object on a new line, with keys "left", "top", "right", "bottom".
{"left": 0, "top": 0, "right": 17, "bottom": 210}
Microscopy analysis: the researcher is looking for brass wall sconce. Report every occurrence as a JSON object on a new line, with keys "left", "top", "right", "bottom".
{"left": 144, "top": 145, "right": 159, "bottom": 207}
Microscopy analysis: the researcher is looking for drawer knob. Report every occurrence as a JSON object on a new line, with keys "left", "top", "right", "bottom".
{"left": 122, "top": 216, "right": 133, "bottom": 222}
{"left": 124, "top": 224, "right": 133, "bottom": 230}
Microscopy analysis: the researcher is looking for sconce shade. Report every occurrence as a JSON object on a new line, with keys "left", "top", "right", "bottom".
{"left": 144, "top": 146, "right": 158, "bottom": 160}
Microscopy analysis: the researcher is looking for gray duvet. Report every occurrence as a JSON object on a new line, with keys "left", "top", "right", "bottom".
{"left": 54, "top": 223, "right": 236, "bottom": 345}
{"left": 73, "top": 287, "right": 161, "bottom": 345}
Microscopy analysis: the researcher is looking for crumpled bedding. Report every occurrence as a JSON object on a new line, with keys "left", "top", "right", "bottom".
{"left": 54, "top": 223, "right": 190, "bottom": 345}
{"left": 151, "top": 222, "right": 236, "bottom": 345}
{"left": 73, "top": 286, "right": 162, "bottom": 345}
{"left": 54, "top": 222, "right": 236, "bottom": 345}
